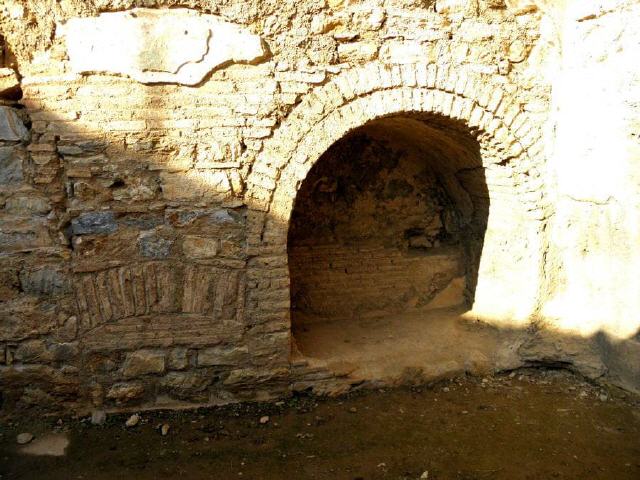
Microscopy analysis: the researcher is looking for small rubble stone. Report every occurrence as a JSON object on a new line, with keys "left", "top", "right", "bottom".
{"left": 16, "top": 433, "right": 34, "bottom": 445}
{"left": 125, "top": 414, "right": 140, "bottom": 427}
{"left": 161, "top": 424, "right": 170, "bottom": 436}
{"left": 259, "top": 415, "right": 270, "bottom": 424}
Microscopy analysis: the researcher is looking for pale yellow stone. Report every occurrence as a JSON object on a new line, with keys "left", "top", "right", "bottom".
{"left": 183, "top": 236, "right": 220, "bottom": 259}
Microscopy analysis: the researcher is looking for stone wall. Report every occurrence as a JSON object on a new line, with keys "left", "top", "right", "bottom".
{"left": 0, "top": 0, "right": 638, "bottom": 414}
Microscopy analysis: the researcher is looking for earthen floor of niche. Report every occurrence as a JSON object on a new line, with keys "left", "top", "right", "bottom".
{"left": 293, "top": 306, "right": 523, "bottom": 383}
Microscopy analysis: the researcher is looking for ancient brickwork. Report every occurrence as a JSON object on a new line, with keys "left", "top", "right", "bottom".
{"left": 288, "top": 127, "right": 473, "bottom": 323}
{"left": 0, "top": 0, "right": 638, "bottom": 413}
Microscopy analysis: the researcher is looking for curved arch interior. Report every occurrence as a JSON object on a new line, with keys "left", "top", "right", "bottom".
{"left": 287, "top": 114, "right": 512, "bottom": 380}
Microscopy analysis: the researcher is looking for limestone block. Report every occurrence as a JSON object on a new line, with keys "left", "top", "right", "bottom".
{"left": 182, "top": 236, "right": 219, "bottom": 259}
{"left": 0, "top": 107, "right": 29, "bottom": 142}
{"left": 59, "top": 8, "right": 268, "bottom": 86}
{"left": 122, "top": 350, "right": 165, "bottom": 378}
{"left": 508, "top": 39, "right": 529, "bottom": 63}
{"left": 210, "top": 209, "right": 242, "bottom": 225}
{"left": 0, "top": 298, "right": 57, "bottom": 341}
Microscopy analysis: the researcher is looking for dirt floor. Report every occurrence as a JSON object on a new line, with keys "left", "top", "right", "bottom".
{"left": 1, "top": 369, "right": 639, "bottom": 480}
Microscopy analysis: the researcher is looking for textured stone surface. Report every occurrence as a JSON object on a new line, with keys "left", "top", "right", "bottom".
{"left": 71, "top": 212, "right": 117, "bottom": 235}
{"left": 0, "top": 147, "right": 24, "bottom": 184}
{"left": 197, "top": 345, "right": 248, "bottom": 367}
{"left": 106, "top": 382, "right": 145, "bottom": 402}
{"left": 0, "top": 107, "right": 28, "bottom": 142}
{"left": 19, "top": 268, "right": 71, "bottom": 296}
{"left": 138, "top": 231, "right": 173, "bottom": 258}
{"left": 122, "top": 350, "right": 165, "bottom": 378}
{"left": 182, "top": 236, "right": 219, "bottom": 259}
{"left": 59, "top": 9, "right": 267, "bottom": 85}
{"left": 167, "top": 348, "right": 189, "bottom": 370}
{"left": 0, "top": 0, "right": 638, "bottom": 415}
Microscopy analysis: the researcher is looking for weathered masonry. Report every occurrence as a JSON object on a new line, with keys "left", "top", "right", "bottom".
{"left": 0, "top": 0, "right": 639, "bottom": 413}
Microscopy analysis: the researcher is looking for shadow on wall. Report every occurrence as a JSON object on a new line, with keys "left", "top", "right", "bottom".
{"left": 2, "top": 36, "right": 640, "bottom": 413}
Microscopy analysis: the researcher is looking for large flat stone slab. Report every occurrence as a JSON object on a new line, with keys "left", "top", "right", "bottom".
{"left": 59, "top": 8, "right": 267, "bottom": 86}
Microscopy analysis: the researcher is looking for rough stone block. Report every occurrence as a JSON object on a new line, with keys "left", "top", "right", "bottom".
{"left": 49, "top": 342, "right": 79, "bottom": 362}
{"left": 167, "top": 348, "right": 189, "bottom": 370}
{"left": 122, "top": 350, "right": 165, "bottom": 377}
{"left": 138, "top": 231, "right": 173, "bottom": 259}
{"left": 71, "top": 212, "right": 117, "bottom": 236}
{"left": 183, "top": 236, "right": 219, "bottom": 259}
{"left": 15, "top": 339, "right": 48, "bottom": 363}
{"left": 160, "top": 371, "right": 210, "bottom": 398}
{"left": 106, "top": 382, "right": 145, "bottom": 402}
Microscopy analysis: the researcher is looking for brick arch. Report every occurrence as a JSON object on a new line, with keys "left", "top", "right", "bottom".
{"left": 243, "top": 62, "right": 547, "bottom": 361}
{"left": 247, "top": 62, "right": 545, "bottom": 243}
